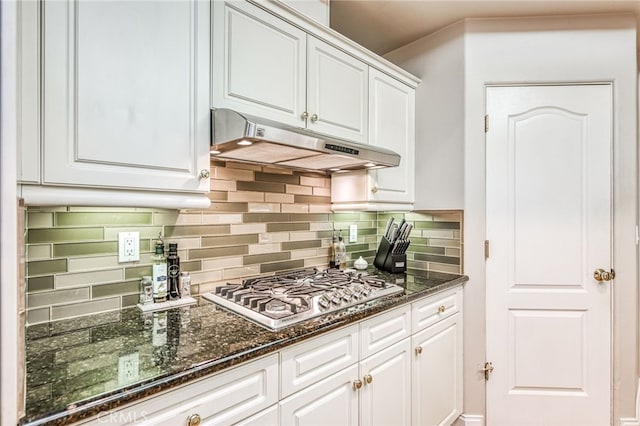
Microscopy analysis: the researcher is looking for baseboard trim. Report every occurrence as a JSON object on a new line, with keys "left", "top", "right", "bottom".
{"left": 620, "top": 378, "right": 640, "bottom": 426}
{"left": 457, "top": 413, "right": 484, "bottom": 426}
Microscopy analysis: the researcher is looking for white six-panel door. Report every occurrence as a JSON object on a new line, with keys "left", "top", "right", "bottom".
{"left": 486, "top": 84, "right": 612, "bottom": 425}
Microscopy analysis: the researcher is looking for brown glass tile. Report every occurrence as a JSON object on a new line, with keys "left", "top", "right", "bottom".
{"left": 243, "top": 252, "right": 290, "bottom": 265}
{"left": 28, "top": 287, "right": 90, "bottom": 308}
{"left": 189, "top": 245, "right": 248, "bottom": 260}
{"left": 290, "top": 213, "right": 330, "bottom": 222}
{"left": 236, "top": 181, "right": 285, "bottom": 193}
{"left": 293, "top": 195, "right": 330, "bottom": 204}
{"left": 207, "top": 202, "right": 248, "bottom": 212}
{"left": 27, "top": 276, "right": 55, "bottom": 293}
{"left": 180, "top": 260, "right": 202, "bottom": 273}
{"left": 124, "top": 266, "right": 152, "bottom": 280}
{"left": 53, "top": 241, "right": 118, "bottom": 258}
{"left": 121, "top": 294, "right": 140, "bottom": 308}
{"left": 27, "top": 259, "right": 67, "bottom": 276}
{"left": 92, "top": 280, "right": 139, "bottom": 298}
{"left": 260, "top": 259, "right": 304, "bottom": 273}
{"left": 208, "top": 191, "right": 228, "bottom": 201}
{"left": 266, "top": 222, "right": 310, "bottom": 232}
{"left": 331, "top": 213, "right": 361, "bottom": 222}
{"left": 243, "top": 213, "right": 291, "bottom": 223}
{"left": 51, "top": 297, "right": 120, "bottom": 320}
{"left": 414, "top": 221, "right": 460, "bottom": 230}
{"left": 55, "top": 212, "right": 152, "bottom": 226}
{"left": 413, "top": 253, "right": 460, "bottom": 265}
{"left": 255, "top": 172, "right": 299, "bottom": 185}
{"left": 164, "top": 225, "right": 230, "bottom": 237}
{"left": 26, "top": 308, "right": 51, "bottom": 325}
{"left": 27, "top": 228, "right": 104, "bottom": 244}
{"left": 282, "top": 240, "right": 322, "bottom": 250}
{"left": 317, "top": 230, "right": 333, "bottom": 239}
{"left": 409, "top": 246, "right": 446, "bottom": 255}
{"left": 201, "top": 234, "right": 258, "bottom": 247}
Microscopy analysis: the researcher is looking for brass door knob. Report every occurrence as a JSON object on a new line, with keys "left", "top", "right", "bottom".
{"left": 371, "top": 186, "right": 378, "bottom": 194}
{"left": 353, "top": 379, "right": 363, "bottom": 390}
{"left": 364, "top": 374, "right": 373, "bottom": 384}
{"left": 415, "top": 346, "right": 423, "bottom": 355}
{"left": 187, "top": 414, "right": 201, "bottom": 426}
{"left": 594, "top": 268, "right": 615, "bottom": 282}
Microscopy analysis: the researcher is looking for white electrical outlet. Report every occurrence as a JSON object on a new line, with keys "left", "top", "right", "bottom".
{"left": 118, "top": 352, "right": 140, "bottom": 386}
{"left": 349, "top": 224, "right": 358, "bottom": 243}
{"left": 118, "top": 231, "right": 140, "bottom": 262}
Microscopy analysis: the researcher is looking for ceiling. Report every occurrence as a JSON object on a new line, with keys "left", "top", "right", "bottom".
{"left": 329, "top": 0, "right": 640, "bottom": 55}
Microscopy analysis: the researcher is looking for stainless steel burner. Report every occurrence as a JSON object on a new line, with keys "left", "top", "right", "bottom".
{"left": 202, "top": 268, "right": 404, "bottom": 330}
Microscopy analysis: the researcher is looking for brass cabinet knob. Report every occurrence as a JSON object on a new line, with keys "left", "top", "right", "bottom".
{"left": 310, "top": 113, "right": 318, "bottom": 123}
{"left": 438, "top": 305, "right": 446, "bottom": 313}
{"left": 364, "top": 374, "right": 373, "bottom": 384}
{"left": 301, "top": 111, "right": 309, "bottom": 120}
{"left": 415, "top": 346, "right": 423, "bottom": 355}
{"left": 371, "top": 186, "right": 378, "bottom": 194}
{"left": 187, "top": 414, "right": 201, "bottom": 426}
{"left": 594, "top": 268, "right": 615, "bottom": 282}
{"left": 199, "top": 169, "right": 210, "bottom": 179}
{"left": 353, "top": 379, "right": 363, "bottom": 390}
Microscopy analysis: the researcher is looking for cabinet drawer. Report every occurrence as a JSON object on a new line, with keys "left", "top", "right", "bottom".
{"left": 82, "top": 354, "right": 278, "bottom": 426}
{"left": 412, "top": 287, "right": 463, "bottom": 333}
{"left": 281, "top": 324, "right": 359, "bottom": 398}
{"left": 360, "top": 304, "right": 411, "bottom": 359}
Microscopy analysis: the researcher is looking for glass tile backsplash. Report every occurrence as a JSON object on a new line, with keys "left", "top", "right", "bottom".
{"left": 24, "top": 161, "right": 463, "bottom": 324}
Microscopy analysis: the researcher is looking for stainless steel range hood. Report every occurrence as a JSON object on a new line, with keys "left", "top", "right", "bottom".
{"left": 210, "top": 109, "right": 400, "bottom": 172}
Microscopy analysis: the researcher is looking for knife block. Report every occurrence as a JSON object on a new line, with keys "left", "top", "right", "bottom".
{"left": 373, "top": 237, "right": 407, "bottom": 273}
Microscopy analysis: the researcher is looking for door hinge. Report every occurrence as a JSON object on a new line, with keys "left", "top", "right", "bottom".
{"left": 484, "top": 115, "right": 489, "bottom": 133}
{"left": 484, "top": 240, "right": 490, "bottom": 259}
{"left": 482, "top": 362, "right": 494, "bottom": 381}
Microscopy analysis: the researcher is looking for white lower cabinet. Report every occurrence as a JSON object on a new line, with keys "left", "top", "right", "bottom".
{"left": 412, "top": 313, "right": 463, "bottom": 426}
{"left": 232, "top": 404, "right": 279, "bottom": 426}
{"left": 359, "top": 338, "right": 412, "bottom": 426}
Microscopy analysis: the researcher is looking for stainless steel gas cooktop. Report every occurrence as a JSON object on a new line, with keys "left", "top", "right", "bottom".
{"left": 202, "top": 268, "right": 404, "bottom": 330}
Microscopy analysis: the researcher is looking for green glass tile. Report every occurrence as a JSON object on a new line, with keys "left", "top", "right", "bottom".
{"left": 27, "top": 276, "right": 55, "bottom": 293}
{"left": 92, "top": 280, "right": 139, "bottom": 298}
{"left": 26, "top": 308, "right": 51, "bottom": 325}
{"left": 414, "top": 221, "right": 460, "bottom": 230}
{"left": 53, "top": 241, "right": 118, "bottom": 258}
{"left": 243, "top": 252, "right": 290, "bottom": 265}
{"left": 331, "top": 213, "right": 360, "bottom": 222}
{"left": 260, "top": 260, "right": 304, "bottom": 273}
{"left": 293, "top": 195, "right": 330, "bottom": 204}
{"left": 55, "top": 212, "right": 152, "bottom": 226}
{"left": 125, "top": 266, "right": 152, "bottom": 280}
{"left": 282, "top": 240, "right": 322, "bottom": 250}
{"left": 27, "top": 259, "right": 67, "bottom": 276}
{"left": 408, "top": 237, "right": 428, "bottom": 245}
{"left": 317, "top": 230, "right": 333, "bottom": 239}
{"left": 348, "top": 250, "right": 377, "bottom": 259}
{"left": 140, "top": 239, "right": 151, "bottom": 252}
{"left": 27, "top": 227, "right": 104, "bottom": 244}
{"left": 122, "top": 294, "right": 140, "bottom": 308}
{"left": 413, "top": 253, "right": 460, "bottom": 265}
{"left": 208, "top": 202, "right": 248, "bottom": 212}
{"left": 189, "top": 245, "right": 248, "bottom": 260}
{"left": 354, "top": 228, "right": 377, "bottom": 236}
{"left": 164, "top": 224, "right": 230, "bottom": 237}
{"left": 408, "top": 246, "right": 446, "bottom": 255}
{"left": 28, "top": 287, "right": 89, "bottom": 308}
{"left": 290, "top": 213, "right": 330, "bottom": 222}
{"left": 243, "top": 213, "right": 291, "bottom": 223}
{"left": 255, "top": 172, "right": 300, "bottom": 184}
{"left": 51, "top": 297, "right": 120, "bottom": 320}
{"left": 180, "top": 260, "right": 202, "bottom": 273}
{"left": 266, "top": 222, "right": 310, "bottom": 232}
{"left": 237, "top": 181, "right": 286, "bottom": 193}
{"left": 346, "top": 243, "right": 369, "bottom": 253}
{"left": 27, "top": 212, "right": 54, "bottom": 228}
{"left": 202, "top": 234, "right": 258, "bottom": 247}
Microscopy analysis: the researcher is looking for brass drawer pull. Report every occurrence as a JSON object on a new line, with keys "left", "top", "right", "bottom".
{"left": 438, "top": 305, "right": 446, "bottom": 313}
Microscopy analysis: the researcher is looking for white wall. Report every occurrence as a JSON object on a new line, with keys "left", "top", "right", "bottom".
{"left": 388, "top": 14, "right": 638, "bottom": 422}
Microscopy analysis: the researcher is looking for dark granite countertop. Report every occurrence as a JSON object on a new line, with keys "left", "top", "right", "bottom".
{"left": 22, "top": 269, "right": 467, "bottom": 426}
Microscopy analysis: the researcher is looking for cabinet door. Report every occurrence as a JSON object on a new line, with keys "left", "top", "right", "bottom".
{"left": 307, "top": 36, "right": 368, "bottom": 143}
{"left": 212, "top": 0, "right": 306, "bottom": 127}
{"left": 412, "top": 313, "right": 463, "bottom": 426}
{"left": 42, "top": 0, "right": 210, "bottom": 192}
{"left": 359, "top": 338, "right": 412, "bottom": 426}
{"left": 280, "top": 364, "right": 359, "bottom": 426}
{"left": 368, "top": 68, "right": 415, "bottom": 204}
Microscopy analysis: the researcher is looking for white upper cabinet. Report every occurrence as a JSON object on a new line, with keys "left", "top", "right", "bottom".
{"left": 331, "top": 69, "right": 415, "bottom": 210}
{"left": 212, "top": 0, "right": 368, "bottom": 143}
{"left": 212, "top": 0, "right": 307, "bottom": 127}
{"left": 40, "top": 0, "right": 211, "bottom": 194}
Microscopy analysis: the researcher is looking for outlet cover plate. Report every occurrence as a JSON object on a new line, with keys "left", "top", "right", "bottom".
{"left": 118, "top": 352, "right": 140, "bottom": 386}
{"left": 349, "top": 224, "right": 357, "bottom": 243}
{"left": 118, "top": 231, "right": 140, "bottom": 262}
